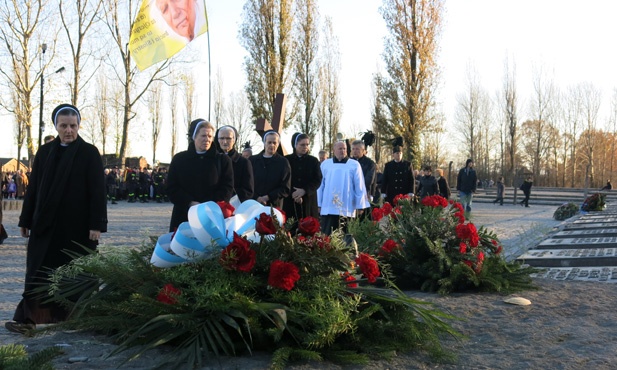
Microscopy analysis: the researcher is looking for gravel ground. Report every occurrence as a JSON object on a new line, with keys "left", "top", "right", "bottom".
{"left": 2, "top": 201, "right": 614, "bottom": 370}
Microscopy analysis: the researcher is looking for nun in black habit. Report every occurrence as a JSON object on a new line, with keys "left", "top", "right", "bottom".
{"left": 214, "top": 125, "right": 254, "bottom": 202}
{"left": 283, "top": 133, "right": 322, "bottom": 220}
{"left": 167, "top": 119, "right": 234, "bottom": 231}
{"left": 6, "top": 104, "right": 107, "bottom": 334}
{"left": 249, "top": 130, "right": 291, "bottom": 209}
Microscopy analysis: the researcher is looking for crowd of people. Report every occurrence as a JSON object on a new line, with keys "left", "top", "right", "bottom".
{"left": 4, "top": 102, "right": 548, "bottom": 336}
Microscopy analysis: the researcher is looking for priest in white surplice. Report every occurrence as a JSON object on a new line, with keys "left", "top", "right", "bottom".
{"left": 317, "top": 141, "right": 370, "bottom": 235}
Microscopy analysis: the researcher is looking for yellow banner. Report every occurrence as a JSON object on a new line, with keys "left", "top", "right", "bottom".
{"left": 129, "top": 0, "right": 208, "bottom": 71}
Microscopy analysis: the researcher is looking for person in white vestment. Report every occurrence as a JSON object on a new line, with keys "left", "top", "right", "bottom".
{"left": 317, "top": 141, "right": 370, "bottom": 235}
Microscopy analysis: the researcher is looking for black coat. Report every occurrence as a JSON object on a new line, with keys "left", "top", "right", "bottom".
{"left": 456, "top": 167, "right": 477, "bottom": 193}
{"left": 354, "top": 156, "right": 377, "bottom": 200}
{"left": 250, "top": 153, "right": 291, "bottom": 209}
{"left": 283, "top": 153, "right": 322, "bottom": 220}
{"left": 167, "top": 147, "right": 234, "bottom": 231}
{"left": 417, "top": 175, "right": 439, "bottom": 198}
{"left": 226, "top": 149, "right": 254, "bottom": 202}
{"left": 437, "top": 176, "right": 451, "bottom": 199}
{"left": 381, "top": 160, "right": 414, "bottom": 204}
{"left": 16, "top": 136, "right": 107, "bottom": 324}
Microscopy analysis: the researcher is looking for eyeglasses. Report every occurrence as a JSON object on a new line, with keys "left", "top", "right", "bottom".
{"left": 219, "top": 137, "right": 233, "bottom": 141}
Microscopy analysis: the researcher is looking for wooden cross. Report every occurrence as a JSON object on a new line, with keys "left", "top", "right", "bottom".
{"left": 255, "top": 93, "right": 287, "bottom": 156}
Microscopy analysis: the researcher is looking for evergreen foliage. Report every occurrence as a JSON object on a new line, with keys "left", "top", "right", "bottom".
{"left": 44, "top": 219, "right": 461, "bottom": 369}
{"left": 350, "top": 195, "right": 537, "bottom": 294}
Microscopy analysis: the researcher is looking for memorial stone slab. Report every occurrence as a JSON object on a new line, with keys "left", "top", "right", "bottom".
{"left": 516, "top": 248, "right": 617, "bottom": 267}
{"left": 530, "top": 267, "right": 617, "bottom": 283}
{"left": 538, "top": 237, "right": 617, "bottom": 249}
{"left": 553, "top": 229, "right": 617, "bottom": 238}
{"left": 564, "top": 222, "right": 617, "bottom": 230}
{"left": 574, "top": 218, "right": 617, "bottom": 224}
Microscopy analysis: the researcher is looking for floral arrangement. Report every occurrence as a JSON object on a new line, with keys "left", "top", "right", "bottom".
{"left": 553, "top": 202, "right": 579, "bottom": 221}
{"left": 45, "top": 200, "right": 459, "bottom": 369}
{"left": 581, "top": 193, "right": 606, "bottom": 212}
{"left": 350, "top": 195, "right": 536, "bottom": 294}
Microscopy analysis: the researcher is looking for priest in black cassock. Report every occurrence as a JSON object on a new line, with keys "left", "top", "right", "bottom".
{"left": 250, "top": 131, "right": 291, "bottom": 209}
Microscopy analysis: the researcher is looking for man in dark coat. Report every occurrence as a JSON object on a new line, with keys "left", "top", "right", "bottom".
{"left": 167, "top": 119, "right": 234, "bottom": 231}
{"left": 456, "top": 159, "right": 477, "bottom": 213}
{"left": 283, "top": 133, "right": 322, "bottom": 221}
{"left": 381, "top": 146, "right": 414, "bottom": 204}
{"left": 519, "top": 176, "right": 533, "bottom": 207}
{"left": 6, "top": 104, "right": 107, "bottom": 335}
{"left": 417, "top": 165, "right": 439, "bottom": 198}
{"left": 250, "top": 131, "right": 291, "bottom": 209}
{"left": 215, "top": 125, "right": 254, "bottom": 202}
{"left": 351, "top": 140, "right": 377, "bottom": 204}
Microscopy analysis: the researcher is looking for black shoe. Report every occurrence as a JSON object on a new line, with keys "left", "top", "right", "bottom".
{"left": 525, "top": 205, "right": 530, "bottom": 207}
{"left": 5, "top": 321, "right": 36, "bottom": 336}
{"left": 112, "top": 201, "right": 118, "bottom": 204}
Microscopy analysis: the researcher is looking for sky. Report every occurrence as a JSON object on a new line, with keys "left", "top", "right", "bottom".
{"left": 2, "top": 0, "right": 617, "bottom": 164}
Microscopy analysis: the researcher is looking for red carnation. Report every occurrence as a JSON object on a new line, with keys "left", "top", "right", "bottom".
{"left": 298, "top": 216, "right": 320, "bottom": 236}
{"left": 255, "top": 213, "right": 277, "bottom": 235}
{"left": 380, "top": 239, "right": 400, "bottom": 256}
{"left": 393, "top": 193, "right": 410, "bottom": 205}
{"left": 219, "top": 232, "right": 256, "bottom": 272}
{"left": 268, "top": 260, "right": 301, "bottom": 291}
{"left": 157, "top": 283, "right": 181, "bottom": 305}
{"left": 372, "top": 207, "right": 384, "bottom": 222}
{"left": 341, "top": 271, "right": 358, "bottom": 288}
{"left": 478, "top": 251, "right": 485, "bottom": 262}
{"left": 459, "top": 242, "right": 467, "bottom": 254}
{"left": 496, "top": 245, "right": 503, "bottom": 255}
{"left": 216, "top": 201, "right": 235, "bottom": 218}
{"left": 382, "top": 202, "right": 393, "bottom": 216}
{"left": 355, "top": 253, "right": 380, "bottom": 283}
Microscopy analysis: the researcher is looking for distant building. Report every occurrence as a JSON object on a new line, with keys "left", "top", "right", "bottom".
{"left": 0, "top": 158, "right": 29, "bottom": 173}
{"left": 101, "top": 154, "right": 149, "bottom": 169}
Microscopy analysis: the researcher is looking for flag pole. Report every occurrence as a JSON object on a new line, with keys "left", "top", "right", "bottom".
{"left": 205, "top": 1, "right": 211, "bottom": 122}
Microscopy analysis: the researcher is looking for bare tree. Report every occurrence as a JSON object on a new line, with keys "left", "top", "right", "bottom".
{"left": 315, "top": 16, "right": 341, "bottom": 154}
{"left": 226, "top": 90, "right": 257, "bottom": 150}
{"left": 376, "top": 0, "right": 444, "bottom": 166}
{"left": 563, "top": 85, "right": 583, "bottom": 187}
{"left": 526, "top": 66, "right": 555, "bottom": 182}
{"left": 101, "top": 0, "right": 171, "bottom": 166}
{"left": 501, "top": 58, "right": 519, "bottom": 186}
{"left": 0, "top": 0, "right": 53, "bottom": 160}
{"left": 240, "top": 0, "right": 294, "bottom": 124}
{"left": 212, "top": 67, "right": 225, "bottom": 125}
{"left": 579, "top": 82, "right": 601, "bottom": 187}
{"left": 455, "top": 65, "right": 491, "bottom": 163}
{"left": 94, "top": 71, "right": 111, "bottom": 155}
{"left": 11, "top": 88, "right": 28, "bottom": 163}
{"left": 170, "top": 75, "right": 179, "bottom": 158}
{"left": 149, "top": 82, "right": 163, "bottom": 165}
{"left": 293, "top": 0, "right": 320, "bottom": 142}
{"left": 181, "top": 71, "right": 197, "bottom": 147}
{"left": 59, "top": 0, "right": 103, "bottom": 106}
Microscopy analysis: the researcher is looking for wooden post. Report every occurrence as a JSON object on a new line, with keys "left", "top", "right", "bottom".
{"left": 254, "top": 93, "right": 287, "bottom": 156}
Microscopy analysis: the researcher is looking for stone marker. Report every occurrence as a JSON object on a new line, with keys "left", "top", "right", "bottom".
{"left": 538, "top": 237, "right": 617, "bottom": 249}
{"left": 564, "top": 222, "right": 617, "bottom": 230}
{"left": 517, "top": 248, "right": 617, "bottom": 267}
{"left": 553, "top": 229, "right": 617, "bottom": 238}
{"left": 531, "top": 267, "right": 617, "bottom": 283}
